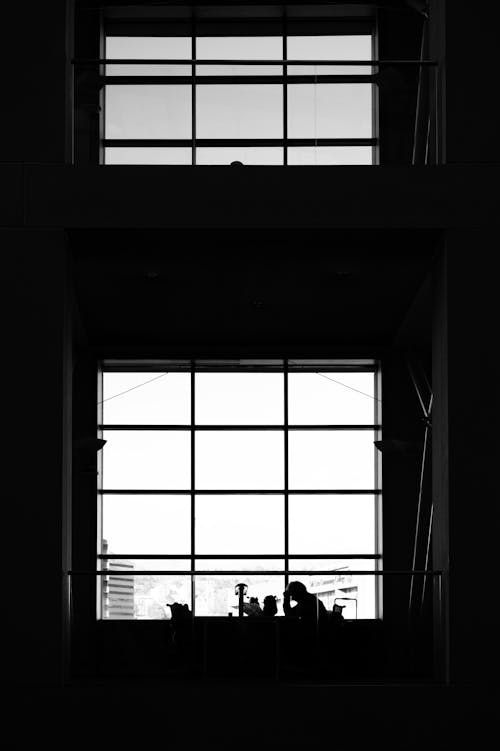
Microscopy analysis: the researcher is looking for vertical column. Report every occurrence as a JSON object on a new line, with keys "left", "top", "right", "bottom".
{"left": 190, "top": 361, "right": 196, "bottom": 614}
{"left": 284, "top": 360, "right": 289, "bottom": 588}
{"left": 433, "top": 232, "right": 498, "bottom": 684}
{"left": 3, "top": 229, "right": 72, "bottom": 684}
{"left": 431, "top": 0, "right": 500, "bottom": 163}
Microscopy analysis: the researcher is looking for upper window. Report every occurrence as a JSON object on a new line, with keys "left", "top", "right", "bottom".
{"left": 103, "top": 28, "right": 376, "bottom": 165}
{"left": 98, "top": 360, "right": 382, "bottom": 620}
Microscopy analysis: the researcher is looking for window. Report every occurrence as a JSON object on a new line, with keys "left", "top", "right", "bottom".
{"left": 103, "top": 25, "right": 376, "bottom": 165}
{"left": 98, "top": 360, "right": 382, "bottom": 620}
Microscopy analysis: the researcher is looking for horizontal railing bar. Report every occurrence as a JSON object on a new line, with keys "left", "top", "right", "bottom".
{"left": 100, "top": 426, "right": 380, "bottom": 430}
{"left": 103, "top": 138, "right": 377, "bottom": 148}
{"left": 102, "top": 75, "right": 376, "bottom": 85}
{"left": 68, "top": 569, "right": 442, "bottom": 576}
{"left": 99, "top": 554, "right": 382, "bottom": 559}
{"left": 99, "top": 489, "right": 381, "bottom": 495}
{"left": 73, "top": 58, "right": 438, "bottom": 66}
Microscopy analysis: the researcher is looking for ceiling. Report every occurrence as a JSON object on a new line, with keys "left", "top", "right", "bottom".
{"left": 71, "top": 227, "right": 437, "bottom": 355}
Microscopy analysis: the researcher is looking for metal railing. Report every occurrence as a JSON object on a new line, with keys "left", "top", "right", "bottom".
{"left": 72, "top": 56, "right": 439, "bottom": 165}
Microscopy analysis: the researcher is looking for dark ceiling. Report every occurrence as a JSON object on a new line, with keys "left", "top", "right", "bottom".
{"left": 71, "top": 228, "right": 437, "bottom": 355}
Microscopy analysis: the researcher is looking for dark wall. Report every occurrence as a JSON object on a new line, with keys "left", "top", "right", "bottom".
{"left": 2, "top": 0, "right": 499, "bottom": 699}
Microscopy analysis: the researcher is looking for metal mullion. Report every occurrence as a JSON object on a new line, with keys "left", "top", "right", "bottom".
{"left": 284, "top": 360, "right": 289, "bottom": 588}
{"left": 100, "top": 424, "right": 191, "bottom": 430}
{"left": 283, "top": 25, "right": 287, "bottom": 166}
{"left": 100, "top": 424, "right": 380, "bottom": 430}
{"left": 103, "top": 138, "right": 377, "bottom": 148}
{"left": 102, "top": 75, "right": 376, "bottom": 85}
{"left": 191, "top": 29, "right": 196, "bottom": 165}
{"left": 190, "top": 360, "right": 196, "bottom": 613}
{"left": 100, "top": 488, "right": 381, "bottom": 495}
{"left": 100, "top": 554, "right": 382, "bottom": 559}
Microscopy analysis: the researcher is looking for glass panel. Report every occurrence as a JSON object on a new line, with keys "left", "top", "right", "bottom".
{"left": 102, "top": 557, "right": 191, "bottom": 571}
{"left": 288, "top": 146, "right": 372, "bottom": 165}
{"left": 288, "top": 495, "right": 376, "bottom": 554}
{"left": 287, "top": 83, "right": 372, "bottom": 139}
{"left": 196, "top": 147, "right": 283, "bottom": 165}
{"left": 195, "top": 431, "right": 283, "bottom": 489}
{"left": 195, "top": 558, "right": 283, "bottom": 571}
{"left": 102, "top": 562, "right": 191, "bottom": 620}
{"left": 195, "top": 569, "right": 285, "bottom": 616}
{"left": 105, "top": 85, "right": 191, "bottom": 139}
{"left": 288, "top": 430, "right": 375, "bottom": 489}
{"left": 106, "top": 36, "right": 191, "bottom": 76}
{"left": 288, "top": 559, "right": 376, "bottom": 619}
{"left": 105, "top": 148, "right": 192, "bottom": 164}
{"left": 195, "top": 495, "right": 284, "bottom": 554}
{"left": 195, "top": 373, "right": 284, "bottom": 424}
{"left": 102, "top": 430, "right": 190, "bottom": 489}
{"left": 197, "top": 85, "right": 282, "bottom": 139}
{"left": 287, "top": 35, "right": 372, "bottom": 75}
{"left": 288, "top": 371, "right": 375, "bottom": 424}
{"left": 102, "top": 495, "right": 190, "bottom": 554}
{"left": 102, "top": 372, "right": 190, "bottom": 424}
{"left": 196, "top": 36, "right": 282, "bottom": 75}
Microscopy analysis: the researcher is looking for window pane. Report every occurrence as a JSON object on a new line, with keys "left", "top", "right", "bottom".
{"left": 196, "top": 36, "right": 282, "bottom": 75}
{"left": 105, "top": 148, "right": 192, "bottom": 164}
{"left": 197, "top": 85, "right": 282, "bottom": 139}
{"left": 287, "top": 35, "right": 372, "bottom": 75}
{"left": 288, "top": 146, "right": 372, "bottom": 165}
{"left": 106, "top": 36, "right": 191, "bottom": 76}
{"left": 105, "top": 85, "right": 191, "bottom": 139}
{"left": 102, "top": 495, "right": 190, "bottom": 554}
{"left": 289, "top": 559, "right": 376, "bottom": 619}
{"left": 102, "top": 430, "right": 190, "bottom": 489}
{"left": 195, "top": 495, "right": 284, "bottom": 554}
{"left": 195, "top": 558, "right": 283, "bottom": 571}
{"left": 288, "top": 431, "right": 375, "bottom": 489}
{"left": 103, "top": 372, "right": 190, "bottom": 424}
{"left": 195, "top": 373, "right": 284, "bottom": 424}
{"left": 287, "top": 84, "right": 372, "bottom": 138}
{"left": 102, "top": 562, "right": 191, "bottom": 620}
{"left": 288, "top": 372, "right": 375, "bottom": 424}
{"left": 195, "top": 569, "right": 285, "bottom": 616}
{"left": 104, "top": 558, "right": 189, "bottom": 571}
{"left": 195, "top": 431, "right": 283, "bottom": 489}
{"left": 289, "top": 495, "right": 375, "bottom": 554}
{"left": 196, "top": 147, "right": 283, "bottom": 165}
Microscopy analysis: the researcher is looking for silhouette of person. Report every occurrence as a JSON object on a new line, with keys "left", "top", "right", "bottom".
{"left": 167, "top": 602, "right": 193, "bottom": 658}
{"left": 262, "top": 595, "right": 278, "bottom": 617}
{"left": 283, "top": 581, "right": 328, "bottom": 622}
{"left": 242, "top": 596, "right": 263, "bottom": 617}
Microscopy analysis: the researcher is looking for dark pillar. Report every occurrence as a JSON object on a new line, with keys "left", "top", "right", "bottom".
{"left": 3, "top": 229, "right": 72, "bottom": 684}
{"left": 433, "top": 232, "right": 498, "bottom": 684}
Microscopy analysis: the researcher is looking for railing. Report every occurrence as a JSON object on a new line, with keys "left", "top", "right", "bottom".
{"left": 66, "top": 568, "right": 444, "bottom": 683}
{"left": 72, "top": 57, "right": 439, "bottom": 166}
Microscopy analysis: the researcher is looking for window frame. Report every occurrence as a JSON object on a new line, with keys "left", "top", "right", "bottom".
{"left": 100, "top": 15, "right": 378, "bottom": 165}
{"left": 97, "top": 358, "right": 382, "bottom": 620}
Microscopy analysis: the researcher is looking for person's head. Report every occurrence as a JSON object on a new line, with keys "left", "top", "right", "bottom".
{"left": 286, "top": 581, "right": 308, "bottom": 602}
{"left": 263, "top": 595, "right": 278, "bottom": 616}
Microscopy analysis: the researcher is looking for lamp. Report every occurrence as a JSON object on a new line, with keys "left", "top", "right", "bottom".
{"left": 234, "top": 582, "right": 248, "bottom": 618}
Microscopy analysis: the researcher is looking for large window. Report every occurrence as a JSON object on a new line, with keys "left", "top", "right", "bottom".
{"left": 98, "top": 360, "right": 381, "bottom": 619}
{"left": 103, "top": 26, "right": 376, "bottom": 165}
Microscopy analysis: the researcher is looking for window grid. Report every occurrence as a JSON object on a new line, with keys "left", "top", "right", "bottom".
{"left": 103, "top": 31, "right": 376, "bottom": 165}
{"left": 98, "top": 361, "right": 381, "bottom": 617}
